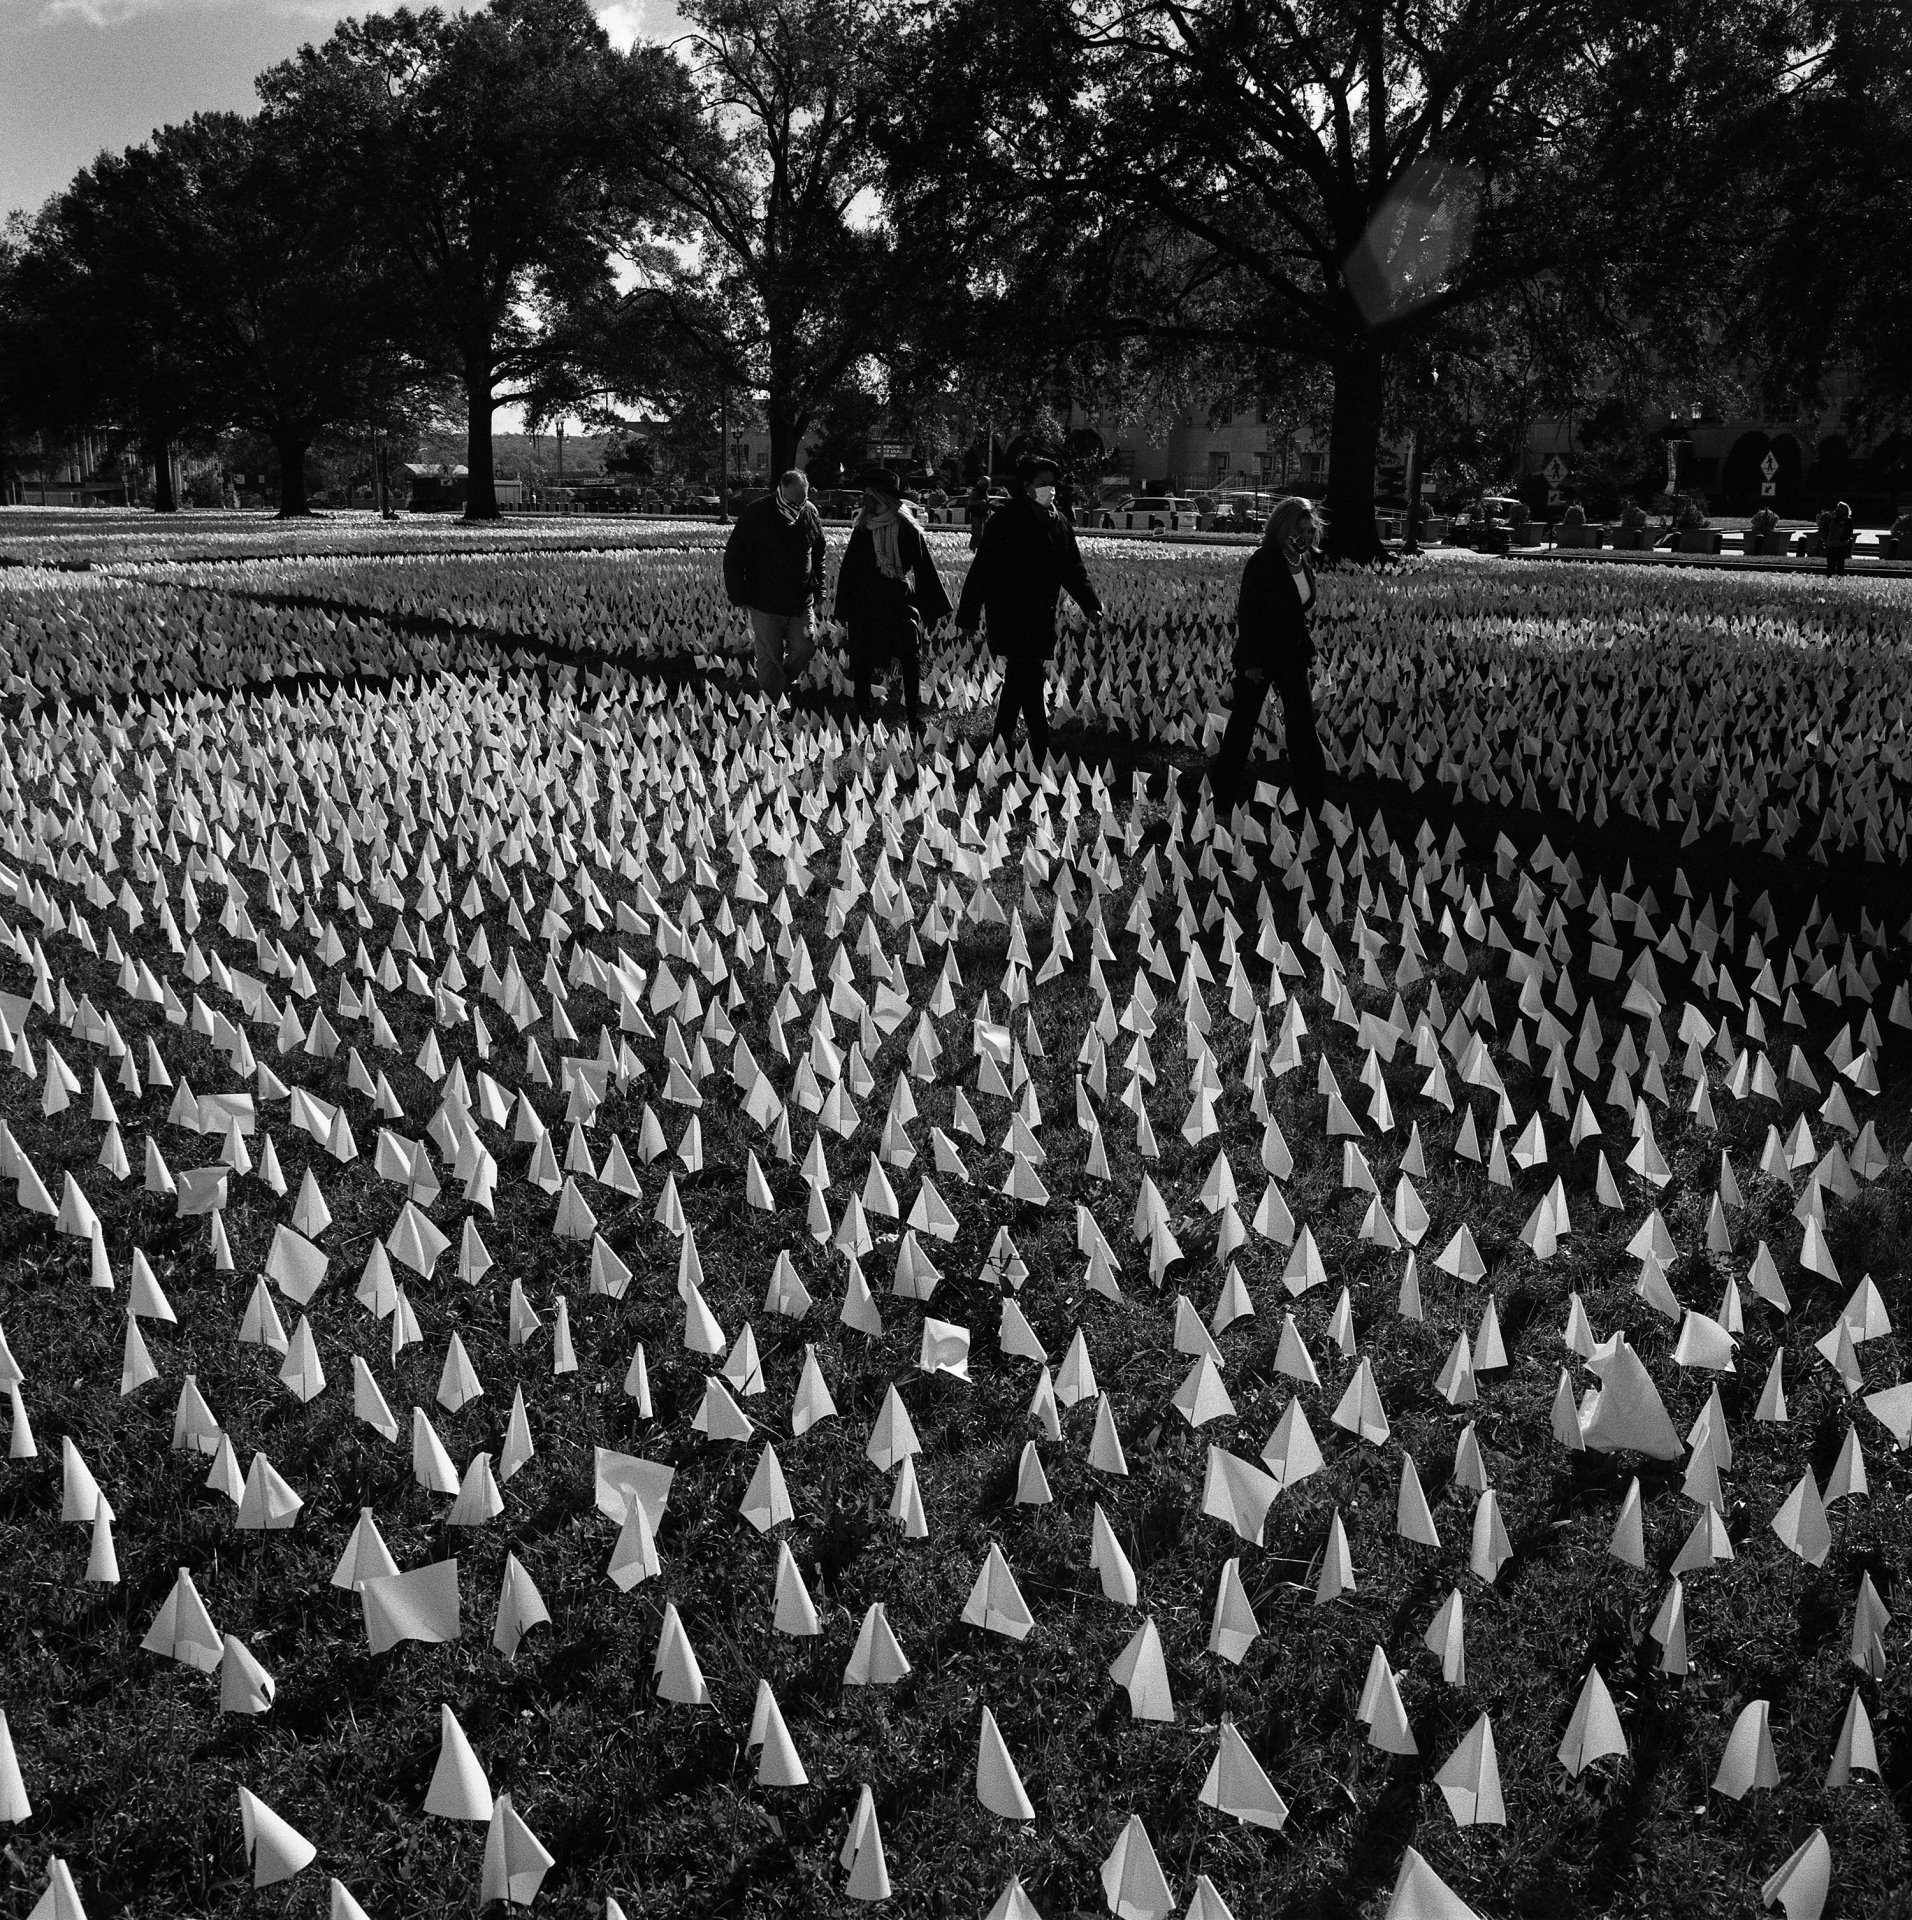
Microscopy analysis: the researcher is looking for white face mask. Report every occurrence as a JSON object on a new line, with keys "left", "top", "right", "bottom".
{"left": 1031, "top": 485, "right": 1056, "bottom": 508}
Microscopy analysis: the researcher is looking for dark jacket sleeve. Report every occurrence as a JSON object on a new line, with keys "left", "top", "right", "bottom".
{"left": 806, "top": 508, "right": 826, "bottom": 604}
{"left": 722, "top": 513, "right": 753, "bottom": 609}
{"left": 955, "top": 521, "right": 993, "bottom": 630}
{"left": 1231, "top": 553, "right": 1265, "bottom": 671}
{"left": 910, "top": 521, "right": 952, "bottom": 627}
{"left": 1056, "top": 521, "right": 1101, "bottom": 621}
{"left": 833, "top": 527, "right": 869, "bottom": 628}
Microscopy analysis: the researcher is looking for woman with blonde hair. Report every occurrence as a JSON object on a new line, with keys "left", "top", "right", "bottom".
{"left": 1208, "top": 496, "right": 1328, "bottom": 818}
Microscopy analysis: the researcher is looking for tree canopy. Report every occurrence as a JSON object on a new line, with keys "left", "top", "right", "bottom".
{"left": 257, "top": 0, "right": 701, "bottom": 519}
{"left": 2, "top": 0, "right": 1904, "bottom": 531}
{"left": 1721, "top": 3, "right": 1912, "bottom": 438}
{"left": 566, "top": 0, "right": 908, "bottom": 480}
{"left": 887, "top": 0, "right": 1811, "bottom": 557}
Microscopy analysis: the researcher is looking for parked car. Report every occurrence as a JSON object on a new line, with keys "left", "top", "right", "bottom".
{"left": 1096, "top": 494, "right": 1198, "bottom": 532}
{"left": 677, "top": 488, "right": 721, "bottom": 514}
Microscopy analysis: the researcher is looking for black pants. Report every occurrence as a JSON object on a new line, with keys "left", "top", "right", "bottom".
{"left": 993, "top": 652, "right": 1050, "bottom": 761}
{"left": 1210, "top": 667, "right": 1326, "bottom": 815}
{"left": 1826, "top": 549, "right": 1849, "bottom": 576}
{"left": 853, "top": 642, "right": 920, "bottom": 727}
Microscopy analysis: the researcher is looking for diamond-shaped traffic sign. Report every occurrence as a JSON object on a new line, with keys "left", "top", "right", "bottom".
{"left": 1760, "top": 451, "right": 1780, "bottom": 480}
{"left": 1543, "top": 456, "right": 1568, "bottom": 488}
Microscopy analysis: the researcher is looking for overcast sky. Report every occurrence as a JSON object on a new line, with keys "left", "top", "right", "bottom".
{"left": 1, "top": 0, "right": 686, "bottom": 224}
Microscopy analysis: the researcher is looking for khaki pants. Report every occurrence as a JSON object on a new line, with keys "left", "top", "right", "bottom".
{"left": 749, "top": 606, "right": 817, "bottom": 696}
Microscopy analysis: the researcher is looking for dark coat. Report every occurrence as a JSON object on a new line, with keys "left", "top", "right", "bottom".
{"left": 834, "top": 512, "right": 951, "bottom": 668}
{"left": 954, "top": 495, "right": 1102, "bottom": 660}
{"left": 1231, "top": 546, "right": 1317, "bottom": 679}
{"left": 722, "top": 494, "right": 825, "bottom": 616}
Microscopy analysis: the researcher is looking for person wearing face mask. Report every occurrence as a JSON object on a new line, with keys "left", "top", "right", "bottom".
{"left": 954, "top": 453, "right": 1102, "bottom": 765}
{"left": 722, "top": 468, "right": 826, "bottom": 700}
{"left": 834, "top": 467, "right": 951, "bottom": 736}
{"left": 1208, "top": 495, "right": 1328, "bottom": 819}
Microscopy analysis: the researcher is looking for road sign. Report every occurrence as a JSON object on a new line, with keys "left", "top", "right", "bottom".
{"left": 1760, "top": 451, "right": 1779, "bottom": 480}
{"left": 1543, "top": 455, "right": 1568, "bottom": 489}
{"left": 1761, "top": 481, "right": 1777, "bottom": 497}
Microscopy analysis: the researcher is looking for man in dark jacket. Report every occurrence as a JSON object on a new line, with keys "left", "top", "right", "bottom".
{"left": 723, "top": 469, "right": 826, "bottom": 698}
{"left": 954, "top": 454, "right": 1102, "bottom": 764}
{"left": 1209, "top": 496, "right": 1327, "bottom": 820}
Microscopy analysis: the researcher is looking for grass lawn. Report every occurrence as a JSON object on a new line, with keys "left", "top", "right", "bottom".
{"left": 0, "top": 518, "right": 1909, "bottom": 1919}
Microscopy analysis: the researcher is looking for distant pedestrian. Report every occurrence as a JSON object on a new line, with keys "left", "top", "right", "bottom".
{"left": 1818, "top": 499, "right": 1856, "bottom": 576}
{"left": 723, "top": 468, "right": 824, "bottom": 699}
{"left": 835, "top": 468, "right": 949, "bottom": 736}
{"left": 966, "top": 479, "right": 991, "bottom": 553}
{"left": 1208, "top": 496, "right": 1328, "bottom": 821}
{"left": 955, "top": 454, "right": 1103, "bottom": 766}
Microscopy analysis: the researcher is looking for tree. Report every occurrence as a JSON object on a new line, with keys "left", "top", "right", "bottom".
{"left": 257, "top": 0, "right": 700, "bottom": 520}
{"left": 1719, "top": 429, "right": 1774, "bottom": 515}
{"left": 1723, "top": 5, "right": 1912, "bottom": 440}
{"left": 803, "top": 382, "right": 885, "bottom": 487}
{"left": 0, "top": 213, "right": 35, "bottom": 504}
{"left": 0, "top": 173, "right": 211, "bottom": 513}
{"left": 76, "top": 115, "right": 429, "bottom": 515}
{"left": 894, "top": 0, "right": 1806, "bottom": 561}
{"left": 634, "top": 0, "right": 907, "bottom": 477}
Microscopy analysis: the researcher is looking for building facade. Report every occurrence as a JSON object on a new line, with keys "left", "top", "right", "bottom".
{"left": 1063, "top": 401, "right": 1338, "bottom": 497}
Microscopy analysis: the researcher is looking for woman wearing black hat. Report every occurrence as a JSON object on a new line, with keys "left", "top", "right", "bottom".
{"left": 834, "top": 468, "right": 951, "bottom": 735}
{"left": 954, "top": 453, "right": 1103, "bottom": 764}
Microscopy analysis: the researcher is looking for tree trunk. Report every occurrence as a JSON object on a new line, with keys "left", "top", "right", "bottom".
{"left": 152, "top": 434, "right": 177, "bottom": 514}
{"left": 1322, "top": 340, "right": 1386, "bottom": 564}
{"left": 1403, "top": 427, "right": 1423, "bottom": 554}
{"left": 272, "top": 431, "right": 314, "bottom": 517}
{"left": 464, "top": 354, "right": 499, "bottom": 522}
{"left": 768, "top": 398, "right": 805, "bottom": 481}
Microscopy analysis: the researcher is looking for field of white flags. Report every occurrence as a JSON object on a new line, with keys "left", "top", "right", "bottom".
{"left": 0, "top": 515, "right": 1910, "bottom": 1920}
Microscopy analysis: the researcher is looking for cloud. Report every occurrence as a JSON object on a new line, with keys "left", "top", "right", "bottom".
{"left": 39, "top": 0, "right": 193, "bottom": 22}
{"left": 37, "top": 0, "right": 667, "bottom": 31}
{"left": 35, "top": 0, "right": 455, "bottom": 23}
{"left": 596, "top": 2, "right": 676, "bottom": 50}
